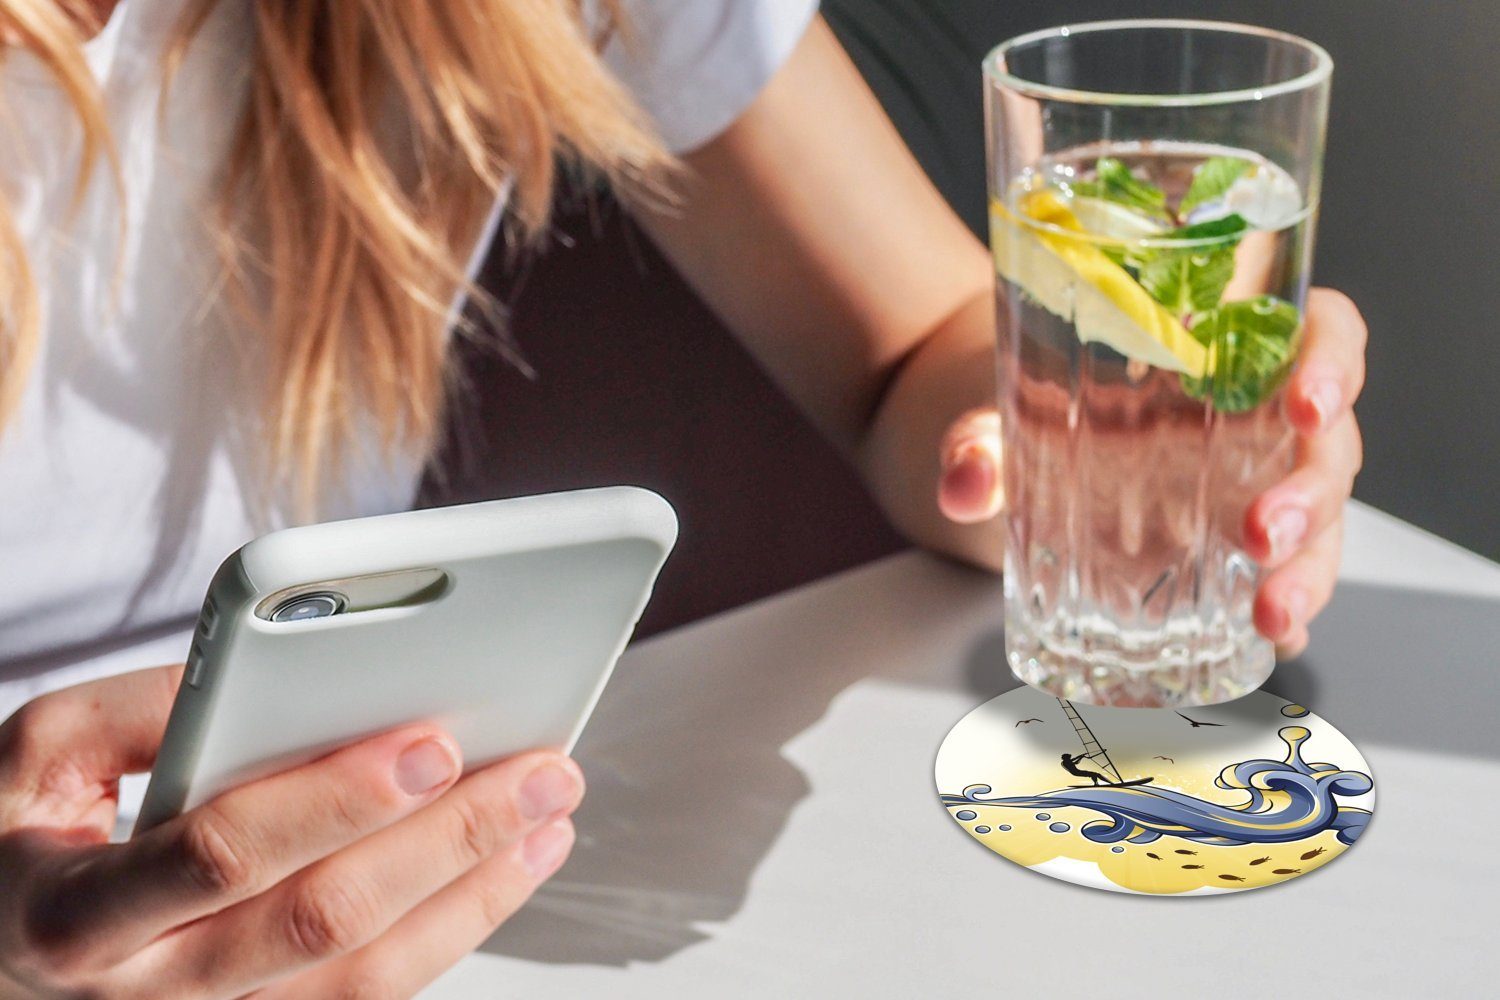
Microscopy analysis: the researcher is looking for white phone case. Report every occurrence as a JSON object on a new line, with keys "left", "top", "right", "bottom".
{"left": 134, "top": 486, "right": 676, "bottom": 834}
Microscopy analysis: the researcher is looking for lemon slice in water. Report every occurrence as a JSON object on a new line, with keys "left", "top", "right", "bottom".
{"left": 991, "top": 190, "right": 1209, "bottom": 378}
{"left": 1068, "top": 195, "right": 1169, "bottom": 241}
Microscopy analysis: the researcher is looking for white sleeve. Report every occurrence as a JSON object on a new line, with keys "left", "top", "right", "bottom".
{"left": 603, "top": 0, "right": 820, "bottom": 154}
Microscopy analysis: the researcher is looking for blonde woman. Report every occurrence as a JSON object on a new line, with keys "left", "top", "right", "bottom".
{"left": 0, "top": 1, "right": 1365, "bottom": 995}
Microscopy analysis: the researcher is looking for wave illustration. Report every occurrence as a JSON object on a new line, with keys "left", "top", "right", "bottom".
{"left": 942, "top": 726, "right": 1372, "bottom": 847}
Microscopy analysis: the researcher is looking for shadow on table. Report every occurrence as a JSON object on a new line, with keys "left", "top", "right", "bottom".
{"left": 963, "top": 580, "right": 1500, "bottom": 761}
{"left": 1271, "top": 581, "right": 1500, "bottom": 760}
{"left": 481, "top": 554, "right": 993, "bottom": 967}
{"left": 479, "top": 654, "right": 827, "bottom": 966}
{"left": 483, "top": 561, "right": 1499, "bottom": 967}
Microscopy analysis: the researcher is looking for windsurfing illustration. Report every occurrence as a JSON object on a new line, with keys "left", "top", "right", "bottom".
{"left": 935, "top": 688, "right": 1375, "bottom": 895}
{"left": 1054, "top": 699, "right": 1153, "bottom": 788}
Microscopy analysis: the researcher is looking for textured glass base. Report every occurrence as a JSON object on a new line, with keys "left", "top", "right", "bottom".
{"left": 1007, "top": 627, "right": 1275, "bottom": 708}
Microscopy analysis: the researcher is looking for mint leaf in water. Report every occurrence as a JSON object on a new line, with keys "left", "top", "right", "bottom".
{"left": 1172, "top": 215, "right": 1251, "bottom": 241}
{"left": 1179, "top": 156, "right": 1253, "bottom": 218}
{"left": 1136, "top": 215, "right": 1249, "bottom": 316}
{"left": 1138, "top": 250, "right": 1231, "bottom": 315}
{"left": 1181, "top": 296, "right": 1302, "bottom": 412}
{"left": 1073, "top": 157, "right": 1170, "bottom": 219}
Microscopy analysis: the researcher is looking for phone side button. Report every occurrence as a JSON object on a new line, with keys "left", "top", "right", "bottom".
{"left": 185, "top": 643, "right": 206, "bottom": 689}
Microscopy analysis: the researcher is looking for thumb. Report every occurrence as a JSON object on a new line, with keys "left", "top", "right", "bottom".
{"left": 937, "top": 407, "right": 1003, "bottom": 525}
{"left": 2, "top": 664, "right": 183, "bottom": 785}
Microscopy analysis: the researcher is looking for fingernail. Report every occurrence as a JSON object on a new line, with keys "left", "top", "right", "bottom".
{"left": 520, "top": 760, "right": 584, "bottom": 821}
{"left": 945, "top": 439, "right": 993, "bottom": 473}
{"left": 1307, "top": 379, "right": 1342, "bottom": 428}
{"left": 940, "top": 443, "right": 998, "bottom": 518}
{"left": 522, "top": 819, "right": 575, "bottom": 879}
{"left": 1282, "top": 588, "right": 1311, "bottom": 631}
{"left": 1266, "top": 506, "right": 1308, "bottom": 560}
{"left": 395, "top": 738, "right": 459, "bottom": 796}
{"left": 942, "top": 452, "right": 993, "bottom": 494}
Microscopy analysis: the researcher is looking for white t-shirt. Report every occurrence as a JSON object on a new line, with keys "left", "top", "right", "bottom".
{"left": 0, "top": 0, "right": 818, "bottom": 720}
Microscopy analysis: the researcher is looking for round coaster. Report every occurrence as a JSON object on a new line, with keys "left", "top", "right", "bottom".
{"left": 935, "top": 687, "right": 1374, "bottom": 895}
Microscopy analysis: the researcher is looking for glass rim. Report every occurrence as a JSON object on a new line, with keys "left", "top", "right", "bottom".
{"left": 984, "top": 18, "right": 1333, "bottom": 108}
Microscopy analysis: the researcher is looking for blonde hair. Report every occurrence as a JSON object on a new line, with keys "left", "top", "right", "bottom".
{"left": 0, "top": 0, "right": 671, "bottom": 509}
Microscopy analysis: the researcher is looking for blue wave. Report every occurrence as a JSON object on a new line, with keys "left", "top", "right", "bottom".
{"left": 942, "top": 726, "right": 1372, "bottom": 847}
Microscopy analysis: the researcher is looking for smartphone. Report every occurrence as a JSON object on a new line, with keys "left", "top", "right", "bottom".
{"left": 133, "top": 486, "right": 676, "bottom": 834}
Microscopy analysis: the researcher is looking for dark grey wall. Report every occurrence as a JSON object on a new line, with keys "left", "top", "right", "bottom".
{"left": 826, "top": 0, "right": 1500, "bottom": 561}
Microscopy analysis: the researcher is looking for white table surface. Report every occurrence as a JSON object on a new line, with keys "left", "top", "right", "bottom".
{"left": 425, "top": 501, "right": 1500, "bottom": 998}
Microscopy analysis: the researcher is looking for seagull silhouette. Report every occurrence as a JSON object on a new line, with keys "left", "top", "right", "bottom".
{"left": 1175, "top": 711, "right": 1225, "bottom": 728}
{"left": 1015, "top": 718, "right": 1044, "bottom": 727}
{"left": 1153, "top": 755, "right": 1175, "bottom": 763}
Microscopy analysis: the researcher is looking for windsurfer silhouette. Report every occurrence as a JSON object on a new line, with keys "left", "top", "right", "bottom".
{"left": 1061, "top": 751, "right": 1112, "bottom": 786}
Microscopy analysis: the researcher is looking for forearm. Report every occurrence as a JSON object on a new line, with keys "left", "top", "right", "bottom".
{"left": 854, "top": 286, "right": 1004, "bottom": 572}
{"left": 632, "top": 15, "right": 1006, "bottom": 572}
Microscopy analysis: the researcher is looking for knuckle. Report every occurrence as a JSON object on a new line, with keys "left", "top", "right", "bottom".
{"left": 173, "top": 806, "right": 257, "bottom": 896}
{"left": 286, "top": 876, "right": 377, "bottom": 960}
{"left": 449, "top": 797, "right": 497, "bottom": 864}
{"left": 446, "top": 793, "right": 518, "bottom": 866}
{"left": 322, "top": 754, "right": 408, "bottom": 831}
{"left": 327, "top": 783, "right": 372, "bottom": 836}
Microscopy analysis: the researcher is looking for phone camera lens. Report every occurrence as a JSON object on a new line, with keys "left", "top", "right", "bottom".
{"left": 269, "top": 592, "right": 346, "bottom": 623}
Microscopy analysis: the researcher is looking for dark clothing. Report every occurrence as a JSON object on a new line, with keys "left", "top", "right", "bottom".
{"left": 1061, "top": 753, "right": 1111, "bottom": 785}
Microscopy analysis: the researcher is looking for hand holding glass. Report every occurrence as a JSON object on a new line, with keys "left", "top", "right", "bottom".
{"left": 986, "top": 21, "right": 1332, "bottom": 706}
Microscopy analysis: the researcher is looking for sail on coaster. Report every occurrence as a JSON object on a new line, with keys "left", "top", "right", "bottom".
{"left": 1057, "top": 698, "right": 1126, "bottom": 784}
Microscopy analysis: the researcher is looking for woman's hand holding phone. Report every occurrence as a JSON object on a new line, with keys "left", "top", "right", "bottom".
{"left": 0, "top": 665, "right": 583, "bottom": 999}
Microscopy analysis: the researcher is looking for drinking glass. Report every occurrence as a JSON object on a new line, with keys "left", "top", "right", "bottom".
{"left": 986, "top": 20, "right": 1332, "bottom": 706}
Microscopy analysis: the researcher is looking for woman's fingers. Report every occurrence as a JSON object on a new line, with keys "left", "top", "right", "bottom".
{"left": 1275, "top": 623, "right": 1312, "bottom": 661}
{"left": 937, "top": 406, "right": 1002, "bottom": 524}
{"left": 146, "top": 752, "right": 582, "bottom": 998}
{"left": 1244, "top": 287, "right": 1366, "bottom": 644}
{"left": 21, "top": 725, "right": 461, "bottom": 972}
{"left": 1244, "top": 411, "right": 1362, "bottom": 566}
{"left": 0, "top": 664, "right": 183, "bottom": 794}
{"left": 1285, "top": 288, "right": 1367, "bottom": 435}
{"left": 256, "top": 818, "right": 577, "bottom": 1000}
{"left": 1255, "top": 515, "right": 1344, "bottom": 652}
